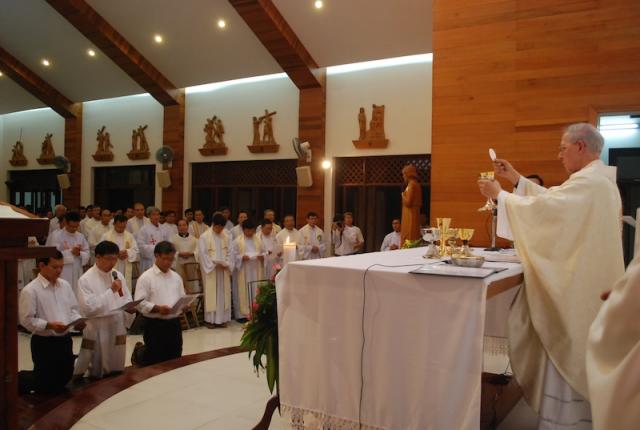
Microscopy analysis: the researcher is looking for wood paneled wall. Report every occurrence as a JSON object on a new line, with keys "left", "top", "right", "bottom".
{"left": 431, "top": 0, "right": 640, "bottom": 245}
{"left": 161, "top": 89, "right": 185, "bottom": 214}
{"left": 63, "top": 103, "right": 82, "bottom": 210}
{"left": 296, "top": 72, "right": 327, "bottom": 229}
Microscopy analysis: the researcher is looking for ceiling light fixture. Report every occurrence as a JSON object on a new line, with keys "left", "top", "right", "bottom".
{"left": 154, "top": 34, "right": 163, "bottom": 44}
{"left": 0, "top": 71, "right": 3, "bottom": 77}
{"left": 314, "top": 0, "right": 324, "bottom": 9}
{"left": 87, "top": 49, "right": 96, "bottom": 57}
{"left": 217, "top": 19, "right": 227, "bottom": 29}
{"left": 41, "top": 59, "right": 51, "bottom": 67}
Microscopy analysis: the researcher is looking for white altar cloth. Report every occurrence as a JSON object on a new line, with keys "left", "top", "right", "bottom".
{"left": 276, "top": 247, "right": 522, "bottom": 430}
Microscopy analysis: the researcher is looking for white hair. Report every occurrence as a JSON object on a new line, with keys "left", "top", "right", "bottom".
{"left": 146, "top": 206, "right": 160, "bottom": 216}
{"left": 563, "top": 123, "right": 604, "bottom": 154}
{"left": 54, "top": 204, "right": 66, "bottom": 212}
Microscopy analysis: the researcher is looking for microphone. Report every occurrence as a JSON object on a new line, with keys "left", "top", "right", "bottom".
{"left": 112, "top": 271, "right": 123, "bottom": 297}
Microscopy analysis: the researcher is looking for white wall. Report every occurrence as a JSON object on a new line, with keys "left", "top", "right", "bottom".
{"left": 1, "top": 108, "right": 65, "bottom": 201}
{"left": 81, "top": 94, "right": 164, "bottom": 206}
{"left": 183, "top": 75, "right": 300, "bottom": 208}
{"left": 326, "top": 60, "right": 432, "bottom": 157}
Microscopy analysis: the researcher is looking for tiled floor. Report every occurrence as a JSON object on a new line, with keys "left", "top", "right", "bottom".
{"left": 19, "top": 324, "right": 539, "bottom": 429}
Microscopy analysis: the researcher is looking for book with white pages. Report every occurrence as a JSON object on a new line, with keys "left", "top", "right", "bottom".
{"left": 115, "top": 298, "right": 144, "bottom": 312}
{"left": 410, "top": 263, "right": 508, "bottom": 278}
{"left": 63, "top": 318, "right": 88, "bottom": 330}
{"left": 244, "top": 252, "right": 260, "bottom": 260}
{"left": 170, "top": 294, "right": 200, "bottom": 313}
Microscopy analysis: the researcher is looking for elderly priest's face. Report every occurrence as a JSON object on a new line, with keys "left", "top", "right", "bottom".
{"left": 558, "top": 134, "right": 587, "bottom": 174}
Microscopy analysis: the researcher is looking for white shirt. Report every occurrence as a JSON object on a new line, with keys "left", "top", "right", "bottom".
{"left": 230, "top": 224, "right": 243, "bottom": 240}
{"left": 381, "top": 231, "right": 401, "bottom": 251}
{"left": 135, "top": 264, "right": 186, "bottom": 319}
{"left": 19, "top": 274, "right": 82, "bottom": 336}
{"left": 161, "top": 222, "right": 179, "bottom": 238}
{"left": 80, "top": 217, "right": 99, "bottom": 239}
{"left": 126, "top": 216, "right": 150, "bottom": 237}
{"left": 224, "top": 220, "right": 234, "bottom": 231}
{"left": 333, "top": 225, "right": 359, "bottom": 256}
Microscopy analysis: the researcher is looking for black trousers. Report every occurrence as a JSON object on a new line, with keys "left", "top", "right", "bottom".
{"left": 140, "top": 317, "right": 182, "bottom": 366}
{"left": 19, "top": 334, "right": 74, "bottom": 394}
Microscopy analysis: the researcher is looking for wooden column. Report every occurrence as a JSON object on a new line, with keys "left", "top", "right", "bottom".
{"left": 0, "top": 210, "right": 53, "bottom": 430}
{"left": 296, "top": 75, "right": 326, "bottom": 228}
{"left": 63, "top": 103, "right": 82, "bottom": 210}
{"left": 161, "top": 90, "right": 185, "bottom": 214}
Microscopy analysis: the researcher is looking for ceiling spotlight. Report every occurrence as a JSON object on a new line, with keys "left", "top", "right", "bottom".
{"left": 217, "top": 19, "right": 227, "bottom": 29}
{"left": 314, "top": 0, "right": 324, "bottom": 9}
{"left": 41, "top": 59, "right": 51, "bottom": 67}
{"left": 154, "top": 34, "right": 163, "bottom": 44}
{"left": 87, "top": 49, "right": 96, "bottom": 57}
{"left": 321, "top": 159, "right": 332, "bottom": 170}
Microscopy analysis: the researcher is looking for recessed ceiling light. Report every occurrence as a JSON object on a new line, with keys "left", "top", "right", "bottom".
{"left": 217, "top": 19, "right": 227, "bottom": 29}
{"left": 41, "top": 59, "right": 51, "bottom": 67}
{"left": 87, "top": 49, "right": 96, "bottom": 57}
{"left": 154, "top": 34, "right": 163, "bottom": 44}
{"left": 314, "top": 0, "right": 324, "bottom": 9}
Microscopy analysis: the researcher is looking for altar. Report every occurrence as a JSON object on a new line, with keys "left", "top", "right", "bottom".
{"left": 276, "top": 247, "right": 523, "bottom": 430}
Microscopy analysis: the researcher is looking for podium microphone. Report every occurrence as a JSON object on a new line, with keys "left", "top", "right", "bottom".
{"left": 112, "top": 271, "right": 123, "bottom": 296}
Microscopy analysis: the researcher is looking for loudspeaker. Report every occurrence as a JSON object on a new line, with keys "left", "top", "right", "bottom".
{"left": 57, "top": 174, "right": 70, "bottom": 190}
{"left": 296, "top": 166, "right": 313, "bottom": 188}
{"left": 156, "top": 170, "right": 171, "bottom": 188}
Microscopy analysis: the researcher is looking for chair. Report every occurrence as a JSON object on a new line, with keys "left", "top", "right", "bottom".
{"left": 180, "top": 262, "right": 203, "bottom": 328}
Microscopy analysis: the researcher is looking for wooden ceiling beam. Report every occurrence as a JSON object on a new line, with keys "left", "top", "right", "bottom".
{"left": 46, "top": 0, "right": 179, "bottom": 107}
{"left": 228, "top": 0, "right": 323, "bottom": 89}
{"left": 0, "top": 45, "right": 76, "bottom": 119}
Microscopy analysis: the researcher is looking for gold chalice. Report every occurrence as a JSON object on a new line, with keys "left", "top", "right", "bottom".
{"left": 446, "top": 228, "right": 460, "bottom": 256}
{"left": 458, "top": 228, "right": 475, "bottom": 256}
{"left": 436, "top": 218, "right": 451, "bottom": 256}
{"left": 478, "top": 171, "right": 497, "bottom": 212}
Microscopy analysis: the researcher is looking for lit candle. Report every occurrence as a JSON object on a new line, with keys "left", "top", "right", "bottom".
{"left": 283, "top": 236, "right": 297, "bottom": 266}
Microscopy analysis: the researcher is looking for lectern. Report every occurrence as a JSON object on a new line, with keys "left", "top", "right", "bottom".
{"left": 0, "top": 203, "right": 55, "bottom": 430}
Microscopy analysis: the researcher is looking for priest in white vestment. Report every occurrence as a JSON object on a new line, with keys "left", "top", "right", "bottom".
{"left": 101, "top": 215, "right": 138, "bottom": 289}
{"left": 299, "top": 212, "right": 326, "bottom": 260}
{"left": 126, "top": 202, "right": 150, "bottom": 237}
{"left": 88, "top": 209, "right": 112, "bottom": 261}
{"left": 46, "top": 204, "right": 66, "bottom": 244}
{"left": 137, "top": 207, "right": 170, "bottom": 273}
{"left": 230, "top": 211, "right": 249, "bottom": 240}
{"left": 161, "top": 210, "right": 178, "bottom": 238}
{"left": 171, "top": 219, "right": 199, "bottom": 294}
{"left": 198, "top": 214, "right": 233, "bottom": 326}
{"left": 256, "top": 209, "right": 282, "bottom": 235}
{"left": 275, "top": 215, "right": 302, "bottom": 263}
{"left": 80, "top": 205, "right": 101, "bottom": 240}
{"left": 478, "top": 123, "right": 625, "bottom": 429}
{"left": 231, "top": 219, "right": 265, "bottom": 319}
{"left": 587, "top": 251, "right": 640, "bottom": 430}
{"left": 221, "top": 207, "right": 234, "bottom": 230}
{"left": 381, "top": 218, "right": 402, "bottom": 251}
{"left": 188, "top": 209, "right": 209, "bottom": 239}
{"left": 74, "top": 241, "right": 135, "bottom": 378}
{"left": 49, "top": 211, "right": 90, "bottom": 294}
{"left": 258, "top": 219, "right": 279, "bottom": 280}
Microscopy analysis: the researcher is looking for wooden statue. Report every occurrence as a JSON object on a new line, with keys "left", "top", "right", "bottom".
{"left": 127, "top": 125, "right": 151, "bottom": 160}
{"left": 400, "top": 164, "right": 422, "bottom": 244}
{"left": 36, "top": 133, "right": 55, "bottom": 164}
{"left": 352, "top": 104, "right": 389, "bottom": 149}
{"left": 92, "top": 125, "right": 114, "bottom": 161}
{"left": 9, "top": 140, "right": 27, "bottom": 166}
{"left": 248, "top": 110, "right": 279, "bottom": 153}
{"left": 199, "top": 116, "right": 228, "bottom": 156}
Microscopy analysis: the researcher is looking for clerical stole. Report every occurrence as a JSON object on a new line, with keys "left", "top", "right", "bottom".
{"left": 235, "top": 235, "right": 263, "bottom": 317}
{"left": 204, "top": 231, "right": 231, "bottom": 313}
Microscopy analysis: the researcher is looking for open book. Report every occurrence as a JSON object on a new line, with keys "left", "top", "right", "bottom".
{"left": 170, "top": 294, "right": 200, "bottom": 313}
{"left": 115, "top": 299, "right": 144, "bottom": 312}
{"left": 64, "top": 318, "right": 87, "bottom": 330}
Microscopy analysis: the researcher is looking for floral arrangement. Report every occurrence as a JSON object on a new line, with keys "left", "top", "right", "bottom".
{"left": 240, "top": 265, "right": 281, "bottom": 394}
